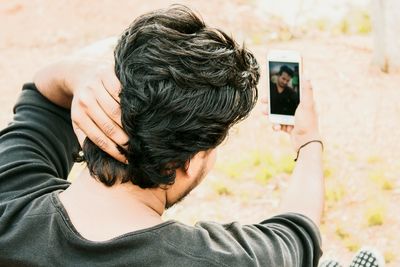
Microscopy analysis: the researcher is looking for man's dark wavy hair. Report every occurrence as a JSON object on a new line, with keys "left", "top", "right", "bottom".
{"left": 82, "top": 5, "right": 260, "bottom": 189}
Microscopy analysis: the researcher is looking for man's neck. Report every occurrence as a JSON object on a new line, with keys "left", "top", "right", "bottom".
{"left": 59, "top": 168, "right": 166, "bottom": 241}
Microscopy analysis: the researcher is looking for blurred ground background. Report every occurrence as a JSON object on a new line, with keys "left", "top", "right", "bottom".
{"left": 1, "top": 0, "right": 400, "bottom": 265}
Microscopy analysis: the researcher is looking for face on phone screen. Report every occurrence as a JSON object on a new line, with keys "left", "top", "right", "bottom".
{"left": 269, "top": 62, "right": 300, "bottom": 116}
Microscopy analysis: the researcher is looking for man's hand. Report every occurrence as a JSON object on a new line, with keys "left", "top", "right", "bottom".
{"left": 262, "top": 80, "right": 320, "bottom": 150}
{"left": 68, "top": 63, "right": 129, "bottom": 164}
{"left": 33, "top": 42, "right": 128, "bottom": 163}
{"left": 262, "top": 79, "right": 324, "bottom": 226}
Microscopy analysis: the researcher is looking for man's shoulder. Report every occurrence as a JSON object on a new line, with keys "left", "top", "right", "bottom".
{"left": 157, "top": 214, "right": 321, "bottom": 266}
{"left": 0, "top": 207, "right": 321, "bottom": 266}
{"left": 0, "top": 192, "right": 62, "bottom": 256}
{"left": 0, "top": 190, "right": 62, "bottom": 223}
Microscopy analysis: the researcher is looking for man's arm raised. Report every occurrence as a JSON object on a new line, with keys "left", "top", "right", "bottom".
{"left": 264, "top": 80, "right": 324, "bottom": 226}
{"left": 279, "top": 80, "right": 324, "bottom": 226}
{"left": 33, "top": 40, "right": 128, "bottom": 163}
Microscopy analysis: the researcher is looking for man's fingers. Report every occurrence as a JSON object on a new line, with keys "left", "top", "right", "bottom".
{"left": 94, "top": 81, "right": 124, "bottom": 127}
{"left": 282, "top": 125, "right": 294, "bottom": 133}
{"left": 272, "top": 124, "right": 294, "bottom": 133}
{"left": 75, "top": 87, "right": 128, "bottom": 146}
{"left": 86, "top": 101, "right": 129, "bottom": 147}
{"left": 74, "top": 117, "right": 127, "bottom": 164}
{"left": 72, "top": 103, "right": 128, "bottom": 164}
{"left": 101, "top": 70, "right": 121, "bottom": 103}
{"left": 73, "top": 123, "right": 86, "bottom": 147}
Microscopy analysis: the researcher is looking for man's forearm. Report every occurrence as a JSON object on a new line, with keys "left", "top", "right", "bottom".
{"left": 278, "top": 142, "right": 324, "bottom": 226}
{"left": 33, "top": 60, "right": 74, "bottom": 109}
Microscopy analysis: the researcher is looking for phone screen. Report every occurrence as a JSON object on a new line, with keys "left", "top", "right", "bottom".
{"left": 269, "top": 61, "right": 300, "bottom": 116}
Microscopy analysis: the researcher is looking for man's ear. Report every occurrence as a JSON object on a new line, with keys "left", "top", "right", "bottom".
{"left": 183, "top": 151, "right": 205, "bottom": 179}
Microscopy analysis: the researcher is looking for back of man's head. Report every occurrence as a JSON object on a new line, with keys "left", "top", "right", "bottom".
{"left": 83, "top": 5, "right": 260, "bottom": 189}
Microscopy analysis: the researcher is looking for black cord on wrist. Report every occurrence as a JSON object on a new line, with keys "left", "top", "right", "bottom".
{"left": 294, "top": 140, "right": 324, "bottom": 162}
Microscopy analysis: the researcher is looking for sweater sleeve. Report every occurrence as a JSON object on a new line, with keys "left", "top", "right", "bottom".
{"left": 0, "top": 83, "right": 80, "bottom": 202}
{"left": 192, "top": 213, "right": 322, "bottom": 267}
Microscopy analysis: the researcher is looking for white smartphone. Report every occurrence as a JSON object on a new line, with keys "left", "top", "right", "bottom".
{"left": 267, "top": 50, "right": 302, "bottom": 125}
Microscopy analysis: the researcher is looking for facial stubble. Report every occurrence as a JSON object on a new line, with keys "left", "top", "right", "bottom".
{"left": 165, "top": 164, "right": 207, "bottom": 209}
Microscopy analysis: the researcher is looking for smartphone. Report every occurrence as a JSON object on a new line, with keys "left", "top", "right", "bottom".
{"left": 267, "top": 50, "right": 301, "bottom": 125}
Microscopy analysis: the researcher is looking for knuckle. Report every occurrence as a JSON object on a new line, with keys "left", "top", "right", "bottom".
{"left": 72, "top": 123, "right": 79, "bottom": 132}
{"left": 94, "top": 136, "right": 108, "bottom": 150}
{"left": 87, "top": 84, "right": 97, "bottom": 94}
{"left": 102, "top": 122, "right": 116, "bottom": 136}
{"left": 71, "top": 111, "right": 81, "bottom": 126}
{"left": 111, "top": 106, "right": 120, "bottom": 117}
{"left": 77, "top": 93, "right": 89, "bottom": 109}
{"left": 71, "top": 109, "right": 78, "bottom": 120}
{"left": 95, "top": 71, "right": 105, "bottom": 80}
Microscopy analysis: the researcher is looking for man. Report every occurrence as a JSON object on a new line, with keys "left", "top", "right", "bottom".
{"left": 0, "top": 6, "right": 324, "bottom": 266}
{"left": 270, "top": 65, "right": 300, "bottom": 115}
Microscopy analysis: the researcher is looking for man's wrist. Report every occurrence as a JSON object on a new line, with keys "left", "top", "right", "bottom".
{"left": 60, "top": 59, "right": 79, "bottom": 96}
{"left": 33, "top": 60, "right": 75, "bottom": 108}
{"left": 292, "top": 132, "right": 321, "bottom": 151}
{"left": 294, "top": 140, "right": 323, "bottom": 161}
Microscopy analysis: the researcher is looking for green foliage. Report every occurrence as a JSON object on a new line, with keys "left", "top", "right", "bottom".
{"left": 315, "top": 18, "right": 328, "bottom": 31}
{"left": 368, "top": 170, "right": 394, "bottom": 191}
{"left": 326, "top": 184, "right": 346, "bottom": 203}
{"left": 217, "top": 149, "right": 298, "bottom": 185}
{"left": 347, "top": 153, "right": 357, "bottom": 162}
{"left": 384, "top": 250, "right": 396, "bottom": 264}
{"left": 338, "top": 19, "right": 350, "bottom": 34}
{"left": 277, "top": 155, "right": 295, "bottom": 174}
{"left": 217, "top": 159, "right": 250, "bottom": 180}
{"left": 323, "top": 166, "right": 333, "bottom": 179}
{"left": 344, "top": 239, "right": 361, "bottom": 252}
{"left": 366, "top": 205, "right": 386, "bottom": 227}
{"left": 253, "top": 151, "right": 275, "bottom": 166}
{"left": 335, "top": 226, "right": 350, "bottom": 240}
{"left": 355, "top": 10, "right": 372, "bottom": 34}
{"left": 367, "top": 213, "right": 384, "bottom": 226}
{"left": 277, "top": 28, "right": 293, "bottom": 41}
{"left": 253, "top": 151, "right": 278, "bottom": 184}
{"left": 382, "top": 180, "right": 394, "bottom": 191}
{"left": 212, "top": 181, "right": 233, "bottom": 196}
{"left": 252, "top": 153, "right": 261, "bottom": 167}
{"left": 336, "top": 225, "right": 360, "bottom": 253}
{"left": 368, "top": 169, "right": 384, "bottom": 182}
{"left": 251, "top": 32, "right": 263, "bottom": 45}
{"left": 338, "top": 9, "right": 371, "bottom": 35}
{"left": 255, "top": 167, "right": 276, "bottom": 184}
{"left": 238, "top": 191, "right": 250, "bottom": 204}
{"left": 311, "top": 8, "right": 371, "bottom": 35}
{"left": 367, "top": 155, "right": 381, "bottom": 164}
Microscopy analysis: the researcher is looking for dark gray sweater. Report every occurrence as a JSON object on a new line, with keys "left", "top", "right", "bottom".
{"left": 0, "top": 84, "right": 322, "bottom": 267}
